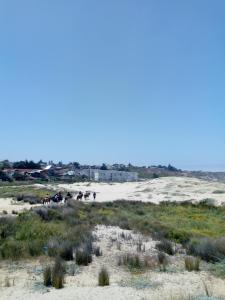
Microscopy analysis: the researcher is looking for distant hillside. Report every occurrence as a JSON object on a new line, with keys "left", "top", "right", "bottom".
{"left": 127, "top": 165, "right": 182, "bottom": 179}
{"left": 185, "top": 170, "right": 225, "bottom": 182}
{"left": 127, "top": 165, "right": 225, "bottom": 183}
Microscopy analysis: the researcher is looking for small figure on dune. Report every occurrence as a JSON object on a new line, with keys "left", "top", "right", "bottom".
{"left": 93, "top": 192, "right": 96, "bottom": 200}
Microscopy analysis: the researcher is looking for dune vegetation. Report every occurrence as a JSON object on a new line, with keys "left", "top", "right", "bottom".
{"left": 0, "top": 200, "right": 225, "bottom": 261}
{"left": 0, "top": 184, "right": 53, "bottom": 199}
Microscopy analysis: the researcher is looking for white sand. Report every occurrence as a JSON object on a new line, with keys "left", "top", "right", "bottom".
{"left": 0, "top": 225, "right": 225, "bottom": 300}
{"left": 0, "top": 198, "right": 41, "bottom": 215}
{"left": 49, "top": 176, "right": 225, "bottom": 205}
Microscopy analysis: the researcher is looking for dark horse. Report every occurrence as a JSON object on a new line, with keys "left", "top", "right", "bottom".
{"left": 65, "top": 192, "right": 72, "bottom": 202}
{"left": 84, "top": 192, "right": 91, "bottom": 200}
{"left": 76, "top": 191, "right": 83, "bottom": 201}
{"left": 51, "top": 192, "right": 63, "bottom": 203}
{"left": 42, "top": 196, "right": 51, "bottom": 205}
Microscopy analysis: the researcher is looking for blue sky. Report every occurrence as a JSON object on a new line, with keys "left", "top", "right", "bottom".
{"left": 0, "top": 0, "right": 225, "bottom": 171}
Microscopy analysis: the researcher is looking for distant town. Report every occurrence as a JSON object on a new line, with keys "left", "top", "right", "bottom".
{"left": 0, "top": 160, "right": 184, "bottom": 183}
{"left": 1, "top": 160, "right": 225, "bottom": 183}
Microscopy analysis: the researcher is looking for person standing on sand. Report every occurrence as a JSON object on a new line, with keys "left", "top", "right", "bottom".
{"left": 93, "top": 192, "right": 96, "bottom": 200}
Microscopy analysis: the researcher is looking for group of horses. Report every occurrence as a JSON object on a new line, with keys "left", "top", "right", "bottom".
{"left": 42, "top": 190, "right": 96, "bottom": 205}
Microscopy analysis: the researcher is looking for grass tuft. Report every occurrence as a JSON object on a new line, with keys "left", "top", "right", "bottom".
{"left": 76, "top": 250, "right": 92, "bottom": 266}
{"left": 184, "top": 256, "right": 200, "bottom": 271}
{"left": 98, "top": 267, "right": 109, "bottom": 286}
{"left": 52, "top": 257, "right": 65, "bottom": 289}
{"left": 43, "top": 266, "right": 52, "bottom": 286}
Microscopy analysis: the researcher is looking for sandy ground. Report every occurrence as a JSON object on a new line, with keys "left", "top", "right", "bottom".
{"left": 1, "top": 176, "right": 225, "bottom": 215}
{"left": 0, "top": 225, "right": 225, "bottom": 300}
{"left": 0, "top": 178, "right": 225, "bottom": 299}
{"left": 49, "top": 176, "right": 225, "bottom": 205}
{"left": 0, "top": 198, "right": 41, "bottom": 215}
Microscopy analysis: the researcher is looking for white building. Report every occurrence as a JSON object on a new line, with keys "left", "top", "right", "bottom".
{"left": 74, "top": 169, "right": 138, "bottom": 182}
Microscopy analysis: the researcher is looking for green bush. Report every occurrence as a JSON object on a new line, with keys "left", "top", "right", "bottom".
{"left": 156, "top": 239, "right": 174, "bottom": 255}
{"left": 28, "top": 240, "right": 44, "bottom": 256}
{"left": 185, "top": 256, "right": 200, "bottom": 271}
{"left": 0, "top": 240, "right": 26, "bottom": 259}
{"left": 0, "top": 200, "right": 225, "bottom": 262}
{"left": 188, "top": 238, "right": 225, "bottom": 262}
{"left": 98, "top": 267, "right": 109, "bottom": 286}
{"left": 211, "top": 260, "right": 225, "bottom": 278}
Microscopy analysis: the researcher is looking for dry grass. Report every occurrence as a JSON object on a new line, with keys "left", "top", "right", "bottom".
{"left": 184, "top": 256, "right": 200, "bottom": 271}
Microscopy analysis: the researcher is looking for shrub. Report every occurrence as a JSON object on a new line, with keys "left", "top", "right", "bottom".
{"left": 0, "top": 240, "right": 26, "bottom": 259}
{"left": 47, "top": 238, "right": 60, "bottom": 257}
{"left": 23, "top": 195, "right": 41, "bottom": 205}
{"left": 28, "top": 240, "right": 43, "bottom": 256}
{"left": 185, "top": 256, "right": 200, "bottom": 271}
{"left": 34, "top": 208, "right": 49, "bottom": 221}
{"left": 98, "top": 267, "right": 109, "bottom": 286}
{"left": 211, "top": 260, "right": 225, "bottom": 278}
{"left": 213, "top": 190, "right": 225, "bottom": 194}
{"left": 3, "top": 210, "right": 8, "bottom": 215}
{"left": 52, "top": 274, "right": 63, "bottom": 289}
{"left": 52, "top": 257, "right": 65, "bottom": 289}
{"left": 43, "top": 266, "right": 52, "bottom": 286}
{"left": 118, "top": 253, "right": 143, "bottom": 270}
{"left": 198, "top": 198, "right": 217, "bottom": 207}
{"left": 59, "top": 242, "right": 73, "bottom": 261}
{"left": 158, "top": 252, "right": 168, "bottom": 271}
{"left": 76, "top": 250, "right": 92, "bottom": 266}
{"left": 188, "top": 238, "right": 225, "bottom": 262}
{"left": 156, "top": 239, "right": 174, "bottom": 255}
{"left": 84, "top": 237, "right": 93, "bottom": 254}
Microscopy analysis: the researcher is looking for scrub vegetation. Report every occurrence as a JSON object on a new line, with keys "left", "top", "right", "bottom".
{"left": 0, "top": 184, "right": 53, "bottom": 199}
{"left": 0, "top": 200, "right": 225, "bottom": 262}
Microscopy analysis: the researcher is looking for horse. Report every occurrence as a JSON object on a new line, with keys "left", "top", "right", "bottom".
{"left": 42, "top": 196, "right": 51, "bottom": 205}
{"left": 84, "top": 192, "right": 90, "bottom": 200}
{"left": 51, "top": 192, "right": 63, "bottom": 203}
{"left": 65, "top": 192, "right": 73, "bottom": 203}
{"left": 76, "top": 192, "right": 83, "bottom": 201}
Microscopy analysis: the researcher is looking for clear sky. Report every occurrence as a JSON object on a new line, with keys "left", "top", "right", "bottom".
{"left": 0, "top": 0, "right": 225, "bottom": 171}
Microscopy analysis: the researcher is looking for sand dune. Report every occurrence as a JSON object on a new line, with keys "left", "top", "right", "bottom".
{"left": 1, "top": 225, "right": 225, "bottom": 300}
{"left": 53, "top": 176, "right": 225, "bottom": 205}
